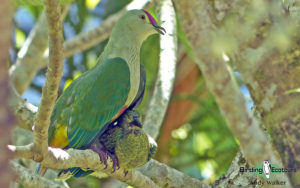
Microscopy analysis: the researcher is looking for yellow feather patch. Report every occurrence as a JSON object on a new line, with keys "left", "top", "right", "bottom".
{"left": 50, "top": 124, "right": 69, "bottom": 148}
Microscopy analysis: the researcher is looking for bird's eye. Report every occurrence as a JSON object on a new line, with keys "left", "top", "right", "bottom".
{"left": 140, "top": 15, "right": 146, "bottom": 20}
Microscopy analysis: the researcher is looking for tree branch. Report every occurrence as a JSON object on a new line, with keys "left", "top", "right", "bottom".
{"left": 32, "top": 0, "right": 64, "bottom": 161}
{"left": 9, "top": 145, "right": 159, "bottom": 188}
{"left": 9, "top": 143, "right": 207, "bottom": 188}
{"left": 9, "top": 83, "right": 37, "bottom": 131}
{"left": 143, "top": 0, "right": 177, "bottom": 139}
{"left": 139, "top": 160, "right": 210, "bottom": 188}
{"left": 173, "top": 0, "right": 292, "bottom": 186}
{"left": 10, "top": 161, "right": 69, "bottom": 188}
{"left": 214, "top": 151, "right": 257, "bottom": 188}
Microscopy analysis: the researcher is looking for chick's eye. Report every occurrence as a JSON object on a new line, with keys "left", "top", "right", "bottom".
{"left": 140, "top": 15, "right": 145, "bottom": 20}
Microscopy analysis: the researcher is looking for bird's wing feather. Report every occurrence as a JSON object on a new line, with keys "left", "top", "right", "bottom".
{"left": 48, "top": 57, "right": 130, "bottom": 149}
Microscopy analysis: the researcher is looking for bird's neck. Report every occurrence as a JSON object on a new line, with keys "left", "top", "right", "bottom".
{"left": 100, "top": 28, "right": 143, "bottom": 106}
{"left": 101, "top": 28, "right": 143, "bottom": 63}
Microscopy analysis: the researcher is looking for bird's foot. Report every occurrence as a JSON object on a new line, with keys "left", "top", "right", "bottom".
{"left": 90, "top": 144, "right": 120, "bottom": 172}
{"left": 109, "top": 152, "right": 120, "bottom": 172}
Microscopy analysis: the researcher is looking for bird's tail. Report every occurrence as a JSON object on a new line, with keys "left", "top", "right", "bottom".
{"left": 36, "top": 164, "right": 93, "bottom": 180}
{"left": 35, "top": 163, "right": 47, "bottom": 176}
{"left": 56, "top": 167, "right": 94, "bottom": 180}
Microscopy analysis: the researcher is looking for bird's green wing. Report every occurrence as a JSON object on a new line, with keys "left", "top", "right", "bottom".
{"left": 48, "top": 57, "right": 130, "bottom": 149}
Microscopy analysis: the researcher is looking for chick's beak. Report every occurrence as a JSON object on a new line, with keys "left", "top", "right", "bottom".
{"left": 153, "top": 24, "right": 166, "bottom": 35}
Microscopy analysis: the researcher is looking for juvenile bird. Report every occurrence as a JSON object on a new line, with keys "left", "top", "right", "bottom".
{"left": 37, "top": 9, "right": 165, "bottom": 179}
{"left": 99, "top": 116, "right": 157, "bottom": 174}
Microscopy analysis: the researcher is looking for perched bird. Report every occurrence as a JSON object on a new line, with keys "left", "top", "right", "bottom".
{"left": 38, "top": 9, "right": 165, "bottom": 179}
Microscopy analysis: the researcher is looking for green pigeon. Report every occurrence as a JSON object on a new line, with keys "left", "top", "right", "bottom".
{"left": 37, "top": 9, "right": 165, "bottom": 179}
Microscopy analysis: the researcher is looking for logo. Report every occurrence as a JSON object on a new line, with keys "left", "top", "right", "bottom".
{"left": 240, "top": 160, "right": 296, "bottom": 186}
{"left": 263, "top": 160, "right": 271, "bottom": 179}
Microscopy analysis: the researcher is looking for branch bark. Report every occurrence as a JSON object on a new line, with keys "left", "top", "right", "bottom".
{"left": 9, "top": 83, "right": 37, "bottom": 131}
{"left": 143, "top": 0, "right": 177, "bottom": 139}
{"left": 214, "top": 151, "right": 257, "bottom": 188}
{"left": 10, "top": 161, "right": 69, "bottom": 188}
{"left": 139, "top": 160, "right": 209, "bottom": 188}
{"left": 8, "top": 145, "right": 159, "bottom": 187}
{"left": 33, "top": 0, "right": 64, "bottom": 161}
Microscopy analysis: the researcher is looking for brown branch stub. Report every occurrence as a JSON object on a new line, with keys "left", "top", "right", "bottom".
{"left": 33, "top": 0, "right": 64, "bottom": 161}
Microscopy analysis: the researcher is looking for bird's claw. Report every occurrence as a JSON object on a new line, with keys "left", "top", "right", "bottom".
{"left": 107, "top": 152, "right": 120, "bottom": 173}
{"left": 90, "top": 144, "right": 119, "bottom": 171}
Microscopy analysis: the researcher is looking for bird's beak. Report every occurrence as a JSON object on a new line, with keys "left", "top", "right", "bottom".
{"left": 153, "top": 24, "right": 166, "bottom": 35}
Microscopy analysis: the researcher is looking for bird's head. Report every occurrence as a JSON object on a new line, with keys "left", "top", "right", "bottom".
{"left": 117, "top": 9, "right": 166, "bottom": 41}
